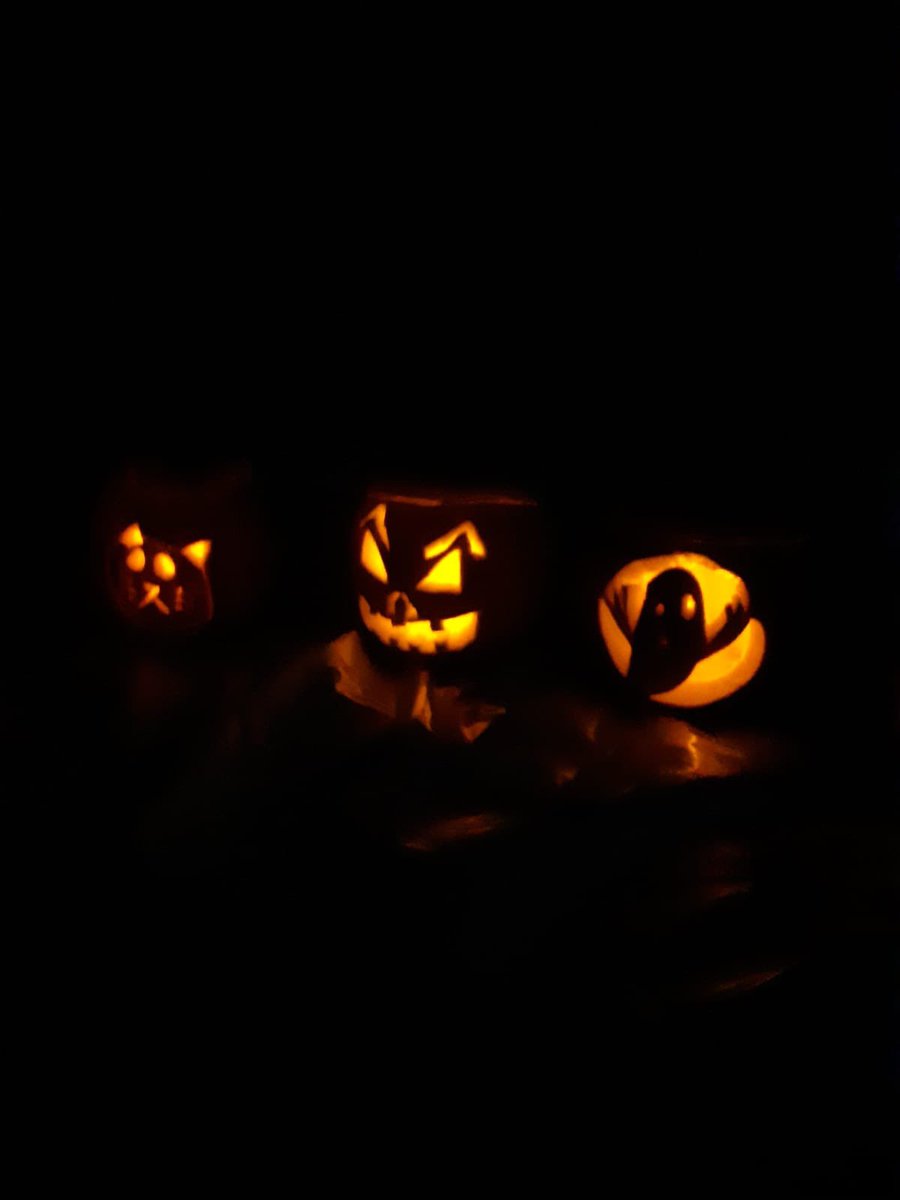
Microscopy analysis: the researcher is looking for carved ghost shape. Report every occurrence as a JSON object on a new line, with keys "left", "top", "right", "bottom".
{"left": 599, "top": 553, "right": 766, "bottom": 706}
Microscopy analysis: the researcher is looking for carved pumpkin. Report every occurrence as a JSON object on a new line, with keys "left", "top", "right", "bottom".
{"left": 109, "top": 522, "right": 213, "bottom": 630}
{"left": 354, "top": 489, "right": 540, "bottom": 657}
{"left": 598, "top": 553, "right": 766, "bottom": 706}
{"left": 97, "top": 462, "right": 268, "bottom": 633}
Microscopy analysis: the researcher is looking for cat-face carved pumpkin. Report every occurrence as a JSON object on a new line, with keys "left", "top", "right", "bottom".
{"left": 598, "top": 553, "right": 766, "bottom": 707}
{"left": 109, "top": 522, "right": 213, "bottom": 630}
{"left": 354, "top": 491, "right": 540, "bottom": 657}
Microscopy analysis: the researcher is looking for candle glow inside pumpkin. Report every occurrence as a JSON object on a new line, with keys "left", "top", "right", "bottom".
{"left": 598, "top": 553, "right": 766, "bottom": 707}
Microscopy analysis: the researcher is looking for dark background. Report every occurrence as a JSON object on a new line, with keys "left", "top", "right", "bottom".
{"left": 13, "top": 21, "right": 899, "bottom": 1193}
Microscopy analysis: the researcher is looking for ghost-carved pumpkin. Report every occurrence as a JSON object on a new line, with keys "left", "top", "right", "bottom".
{"left": 598, "top": 553, "right": 766, "bottom": 706}
{"left": 354, "top": 489, "right": 540, "bottom": 658}
{"left": 109, "top": 522, "right": 213, "bottom": 630}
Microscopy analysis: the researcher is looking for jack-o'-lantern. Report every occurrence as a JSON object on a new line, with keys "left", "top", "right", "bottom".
{"left": 109, "top": 522, "right": 213, "bottom": 630}
{"left": 97, "top": 462, "right": 269, "bottom": 633}
{"left": 354, "top": 489, "right": 541, "bottom": 658}
{"left": 598, "top": 553, "right": 766, "bottom": 706}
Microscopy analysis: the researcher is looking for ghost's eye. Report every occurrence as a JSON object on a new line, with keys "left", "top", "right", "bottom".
{"left": 154, "top": 553, "right": 177, "bottom": 580}
{"left": 417, "top": 548, "right": 462, "bottom": 594}
{"left": 655, "top": 602, "right": 665, "bottom": 617}
{"left": 125, "top": 547, "right": 145, "bottom": 572}
{"left": 681, "top": 594, "right": 696, "bottom": 619}
{"left": 361, "top": 528, "right": 388, "bottom": 583}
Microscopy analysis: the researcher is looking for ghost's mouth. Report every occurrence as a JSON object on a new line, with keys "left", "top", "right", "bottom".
{"left": 359, "top": 596, "right": 479, "bottom": 653}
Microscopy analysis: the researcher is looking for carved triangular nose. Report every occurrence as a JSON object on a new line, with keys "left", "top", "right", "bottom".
{"left": 387, "top": 591, "right": 418, "bottom": 625}
{"left": 391, "top": 593, "right": 410, "bottom": 625}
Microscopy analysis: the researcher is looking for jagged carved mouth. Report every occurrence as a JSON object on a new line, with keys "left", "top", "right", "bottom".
{"left": 359, "top": 596, "right": 479, "bottom": 653}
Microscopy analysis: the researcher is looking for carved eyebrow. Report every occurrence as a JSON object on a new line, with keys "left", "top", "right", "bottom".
{"left": 360, "top": 503, "right": 389, "bottom": 549}
{"left": 423, "top": 522, "right": 486, "bottom": 560}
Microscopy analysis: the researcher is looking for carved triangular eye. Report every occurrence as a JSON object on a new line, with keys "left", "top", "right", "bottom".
{"left": 361, "top": 528, "right": 388, "bottom": 583}
{"left": 417, "top": 548, "right": 462, "bottom": 594}
{"left": 119, "top": 523, "right": 144, "bottom": 549}
{"left": 182, "top": 540, "right": 212, "bottom": 570}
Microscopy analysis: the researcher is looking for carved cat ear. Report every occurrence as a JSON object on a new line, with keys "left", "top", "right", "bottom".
{"left": 181, "top": 540, "right": 212, "bottom": 569}
{"left": 119, "top": 523, "right": 144, "bottom": 548}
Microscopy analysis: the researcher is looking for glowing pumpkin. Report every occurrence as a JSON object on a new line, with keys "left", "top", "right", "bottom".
{"left": 109, "top": 522, "right": 213, "bottom": 630}
{"left": 354, "top": 489, "right": 540, "bottom": 657}
{"left": 598, "top": 553, "right": 766, "bottom": 706}
{"left": 97, "top": 462, "right": 268, "bottom": 633}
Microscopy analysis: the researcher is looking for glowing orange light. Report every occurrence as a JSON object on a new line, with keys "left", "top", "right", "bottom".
{"left": 181, "top": 540, "right": 212, "bottom": 570}
{"left": 359, "top": 597, "right": 479, "bottom": 653}
{"left": 361, "top": 529, "right": 388, "bottom": 583}
{"left": 154, "top": 552, "right": 176, "bottom": 580}
{"left": 119, "top": 523, "right": 144, "bottom": 549}
{"left": 360, "top": 503, "right": 390, "bottom": 549}
{"left": 139, "top": 582, "right": 170, "bottom": 614}
{"left": 423, "top": 522, "right": 486, "bottom": 560}
{"left": 385, "top": 592, "right": 419, "bottom": 622}
{"left": 598, "top": 553, "right": 766, "bottom": 706}
{"left": 417, "top": 547, "right": 462, "bottom": 594}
